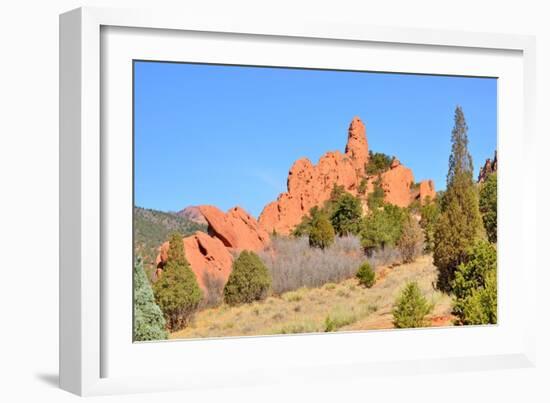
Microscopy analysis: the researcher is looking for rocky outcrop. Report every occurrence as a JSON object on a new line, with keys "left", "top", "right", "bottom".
{"left": 379, "top": 159, "right": 414, "bottom": 207}
{"left": 155, "top": 231, "right": 233, "bottom": 292}
{"left": 258, "top": 117, "right": 369, "bottom": 235}
{"left": 478, "top": 151, "right": 497, "bottom": 183}
{"left": 199, "top": 205, "right": 270, "bottom": 251}
{"left": 177, "top": 205, "right": 207, "bottom": 226}
{"left": 155, "top": 204, "right": 269, "bottom": 293}
{"left": 258, "top": 116, "right": 436, "bottom": 234}
{"left": 345, "top": 117, "right": 369, "bottom": 176}
{"left": 418, "top": 180, "right": 436, "bottom": 203}
{"left": 259, "top": 150, "right": 361, "bottom": 235}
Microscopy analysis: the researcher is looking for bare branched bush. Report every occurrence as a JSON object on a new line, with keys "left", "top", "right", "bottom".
{"left": 366, "top": 246, "right": 402, "bottom": 267}
{"left": 397, "top": 216, "right": 424, "bottom": 263}
{"left": 259, "top": 235, "right": 366, "bottom": 294}
{"left": 200, "top": 270, "right": 225, "bottom": 309}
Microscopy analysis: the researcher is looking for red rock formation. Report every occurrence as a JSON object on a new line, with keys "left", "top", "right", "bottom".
{"left": 418, "top": 180, "right": 436, "bottom": 203}
{"left": 177, "top": 205, "right": 207, "bottom": 225}
{"left": 155, "top": 205, "right": 268, "bottom": 294}
{"left": 155, "top": 231, "right": 233, "bottom": 292}
{"left": 380, "top": 159, "right": 414, "bottom": 207}
{"left": 478, "top": 151, "right": 497, "bottom": 183}
{"left": 258, "top": 116, "right": 436, "bottom": 234}
{"left": 199, "top": 205, "right": 270, "bottom": 251}
{"left": 345, "top": 116, "right": 369, "bottom": 176}
{"left": 259, "top": 119, "right": 369, "bottom": 235}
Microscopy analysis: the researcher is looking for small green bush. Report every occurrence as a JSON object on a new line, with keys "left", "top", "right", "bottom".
{"left": 223, "top": 251, "right": 272, "bottom": 305}
{"left": 392, "top": 282, "right": 433, "bottom": 328}
{"left": 367, "top": 177, "right": 385, "bottom": 210}
{"left": 365, "top": 151, "right": 393, "bottom": 175}
{"left": 358, "top": 178, "right": 368, "bottom": 194}
{"left": 309, "top": 213, "right": 335, "bottom": 249}
{"left": 451, "top": 240, "right": 497, "bottom": 324}
{"left": 356, "top": 262, "right": 376, "bottom": 288}
{"left": 461, "top": 269, "right": 497, "bottom": 325}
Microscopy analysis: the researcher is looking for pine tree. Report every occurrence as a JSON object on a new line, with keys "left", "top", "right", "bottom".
{"left": 392, "top": 282, "right": 433, "bottom": 328}
{"left": 223, "top": 251, "right": 272, "bottom": 305}
{"left": 479, "top": 173, "right": 497, "bottom": 243}
{"left": 309, "top": 212, "right": 335, "bottom": 249}
{"left": 419, "top": 198, "right": 440, "bottom": 253}
{"left": 153, "top": 233, "right": 203, "bottom": 331}
{"left": 330, "top": 192, "right": 363, "bottom": 236}
{"left": 133, "top": 256, "right": 168, "bottom": 341}
{"left": 434, "top": 106, "right": 483, "bottom": 291}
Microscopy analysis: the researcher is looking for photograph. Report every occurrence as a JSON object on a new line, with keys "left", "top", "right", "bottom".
{"left": 132, "top": 61, "right": 498, "bottom": 341}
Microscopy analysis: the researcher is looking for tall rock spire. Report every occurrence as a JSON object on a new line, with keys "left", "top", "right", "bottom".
{"left": 345, "top": 116, "right": 369, "bottom": 176}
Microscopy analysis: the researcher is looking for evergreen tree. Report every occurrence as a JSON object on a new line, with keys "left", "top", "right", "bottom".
{"left": 153, "top": 233, "right": 203, "bottom": 331}
{"left": 360, "top": 204, "right": 406, "bottom": 253}
{"left": 356, "top": 262, "right": 376, "bottom": 288}
{"left": 133, "top": 256, "right": 168, "bottom": 341}
{"left": 451, "top": 240, "right": 497, "bottom": 324}
{"left": 309, "top": 212, "right": 336, "bottom": 249}
{"left": 446, "top": 106, "right": 474, "bottom": 190}
{"left": 419, "top": 197, "right": 440, "bottom": 253}
{"left": 223, "top": 251, "right": 272, "bottom": 305}
{"left": 479, "top": 173, "right": 497, "bottom": 243}
{"left": 434, "top": 107, "right": 483, "bottom": 290}
{"left": 392, "top": 282, "right": 433, "bottom": 328}
{"left": 330, "top": 192, "right": 363, "bottom": 236}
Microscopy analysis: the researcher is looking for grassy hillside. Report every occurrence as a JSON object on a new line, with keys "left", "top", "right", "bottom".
{"left": 134, "top": 206, "right": 207, "bottom": 275}
{"left": 170, "top": 255, "right": 453, "bottom": 339}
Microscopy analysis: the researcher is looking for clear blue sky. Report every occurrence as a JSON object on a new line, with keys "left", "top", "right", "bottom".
{"left": 134, "top": 61, "right": 497, "bottom": 217}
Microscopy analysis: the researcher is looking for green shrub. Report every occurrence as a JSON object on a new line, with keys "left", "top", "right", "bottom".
{"left": 451, "top": 240, "right": 497, "bottom": 324}
{"left": 309, "top": 213, "right": 335, "bottom": 249}
{"left": 461, "top": 270, "right": 497, "bottom": 325}
{"left": 392, "top": 282, "right": 433, "bottom": 328}
{"left": 367, "top": 177, "right": 385, "bottom": 210}
{"left": 356, "top": 262, "right": 376, "bottom": 288}
{"left": 153, "top": 233, "right": 203, "bottom": 331}
{"left": 133, "top": 256, "right": 168, "bottom": 341}
{"left": 397, "top": 215, "right": 424, "bottom": 263}
{"left": 358, "top": 178, "right": 368, "bottom": 194}
{"left": 360, "top": 204, "right": 406, "bottom": 252}
{"left": 479, "top": 173, "right": 497, "bottom": 243}
{"left": 223, "top": 251, "right": 272, "bottom": 305}
{"left": 365, "top": 151, "right": 393, "bottom": 175}
{"left": 419, "top": 199, "right": 440, "bottom": 253}
{"left": 330, "top": 192, "right": 363, "bottom": 236}
{"left": 324, "top": 312, "right": 357, "bottom": 332}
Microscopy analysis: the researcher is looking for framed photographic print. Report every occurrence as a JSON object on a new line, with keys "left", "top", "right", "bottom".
{"left": 60, "top": 6, "right": 537, "bottom": 396}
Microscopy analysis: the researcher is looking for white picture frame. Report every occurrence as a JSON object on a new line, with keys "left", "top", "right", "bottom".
{"left": 59, "top": 6, "right": 537, "bottom": 396}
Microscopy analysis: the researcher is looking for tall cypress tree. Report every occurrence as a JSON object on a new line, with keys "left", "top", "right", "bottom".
{"left": 133, "top": 256, "right": 168, "bottom": 341}
{"left": 153, "top": 233, "right": 203, "bottom": 331}
{"left": 433, "top": 106, "right": 483, "bottom": 291}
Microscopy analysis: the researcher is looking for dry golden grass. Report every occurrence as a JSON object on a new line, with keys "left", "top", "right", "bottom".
{"left": 170, "top": 255, "right": 453, "bottom": 340}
